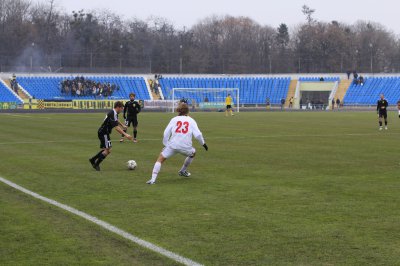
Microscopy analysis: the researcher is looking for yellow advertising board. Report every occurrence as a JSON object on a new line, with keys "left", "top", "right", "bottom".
{"left": 72, "top": 99, "right": 143, "bottom": 109}
{"left": 43, "top": 101, "right": 73, "bottom": 109}
{"left": 21, "top": 99, "right": 144, "bottom": 110}
{"left": 23, "top": 99, "right": 38, "bottom": 109}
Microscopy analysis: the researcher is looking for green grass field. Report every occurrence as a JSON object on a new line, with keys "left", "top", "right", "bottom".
{"left": 1, "top": 111, "right": 400, "bottom": 265}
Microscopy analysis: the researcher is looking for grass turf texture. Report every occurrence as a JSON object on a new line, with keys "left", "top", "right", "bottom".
{"left": 0, "top": 111, "right": 399, "bottom": 265}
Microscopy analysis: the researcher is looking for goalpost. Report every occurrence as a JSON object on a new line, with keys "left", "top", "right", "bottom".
{"left": 171, "top": 88, "right": 240, "bottom": 113}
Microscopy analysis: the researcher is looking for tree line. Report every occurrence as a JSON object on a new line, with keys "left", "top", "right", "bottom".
{"left": 1, "top": 0, "right": 399, "bottom": 74}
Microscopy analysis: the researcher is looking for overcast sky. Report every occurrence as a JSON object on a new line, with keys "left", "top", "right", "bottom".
{"left": 43, "top": 0, "right": 400, "bottom": 35}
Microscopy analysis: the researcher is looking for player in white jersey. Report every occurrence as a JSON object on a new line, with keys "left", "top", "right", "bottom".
{"left": 147, "top": 102, "right": 208, "bottom": 184}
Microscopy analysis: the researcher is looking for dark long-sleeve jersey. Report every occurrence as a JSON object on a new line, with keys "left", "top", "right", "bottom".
{"left": 98, "top": 109, "right": 119, "bottom": 135}
{"left": 123, "top": 100, "right": 141, "bottom": 118}
{"left": 377, "top": 99, "right": 388, "bottom": 112}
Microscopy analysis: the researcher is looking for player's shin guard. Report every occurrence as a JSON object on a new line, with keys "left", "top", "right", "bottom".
{"left": 134, "top": 130, "right": 137, "bottom": 139}
{"left": 379, "top": 121, "right": 383, "bottom": 127}
{"left": 385, "top": 120, "right": 388, "bottom": 126}
{"left": 150, "top": 162, "right": 162, "bottom": 182}
{"left": 180, "top": 157, "right": 194, "bottom": 172}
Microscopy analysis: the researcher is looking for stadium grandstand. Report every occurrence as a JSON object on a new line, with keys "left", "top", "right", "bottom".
{"left": 159, "top": 77, "right": 291, "bottom": 104}
{"left": 1, "top": 74, "right": 400, "bottom": 109}
{"left": 16, "top": 76, "right": 150, "bottom": 101}
{"left": 344, "top": 76, "right": 400, "bottom": 105}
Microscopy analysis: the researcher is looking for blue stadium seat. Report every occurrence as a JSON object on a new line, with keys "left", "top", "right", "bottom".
{"left": 0, "top": 82, "right": 22, "bottom": 103}
{"left": 343, "top": 77, "right": 400, "bottom": 105}
{"left": 17, "top": 76, "right": 151, "bottom": 101}
{"left": 159, "top": 77, "right": 291, "bottom": 104}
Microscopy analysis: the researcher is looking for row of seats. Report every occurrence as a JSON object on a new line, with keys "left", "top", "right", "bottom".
{"left": 299, "top": 77, "right": 340, "bottom": 82}
{"left": 17, "top": 76, "right": 150, "bottom": 101}
{"left": 344, "top": 77, "right": 400, "bottom": 105}
{"left": 159, "top": 77, "right": 291, "bottom": 104}
{"left": 0, "top": 82, "right": 21, "bottom": 103}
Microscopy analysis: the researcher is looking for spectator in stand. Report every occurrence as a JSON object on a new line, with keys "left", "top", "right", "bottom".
{"left": 204, "top": 97, "right": 209, "bottom": 102}
{"left": 149, "top": 79, "right": 154, "bottom": 92}
{"left": 10, "top": 74, "right": 18, "bottom": 93}
{"left": 336, "top": 98, "right": 341, "bottom": 109}
{"left": 346, "top": 70, "right": 351, "bottom": 80}
{"left": 359, "top": 75, "right": 364, "bottom": 86}
{"left": 353, "top": 71, "right": 358, "bottom": 80}
{"left": 319, "top": 77, "right": 324, "bottom": 81}
{"left": 289, "top": 97, "right": 294, "bottom": 108}
{"left": 331, "top": 98, "right": 335, "bottom": 110}
{"left": 280, "top": 98, "right": 285, "bottom": 110}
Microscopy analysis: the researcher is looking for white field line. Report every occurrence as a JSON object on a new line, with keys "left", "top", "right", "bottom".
{"left": 0, "top": 176, "right": 203, "bottom": 266}
{"left": 0, "top": 132, "right": 399, "bottom": 146}
{"left": 1, "top": 114, "right": 52, "bottom": 119}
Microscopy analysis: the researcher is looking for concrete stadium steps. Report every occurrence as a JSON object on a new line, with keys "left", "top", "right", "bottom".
{"left": 151, "top": 90, "right": 161, "bottom": 100}
{"left": 335, "top": 79, "right": 352, "bottom": 102}
{"left": 285, "top": 79, "right": 297, "bottom": 107}
{"left": 2, "top": 79, "right": 31, "bottom": 100}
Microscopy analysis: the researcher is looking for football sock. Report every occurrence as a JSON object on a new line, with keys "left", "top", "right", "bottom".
{"left": 180, "top": 157, "right": 194, "bottom": 172}
{"left": 385, "top": 120, "right": 388, "bottom": 126}
{"left": 95, "top": 153, "right": 107, "bottom": 166}
{"left": 91, "top": 150, "right": 104, "bottom": 161}
{"left": 134, "top": 130, "right": 137, "bottom": 139}
{"left": 379, "top": 121, "right": 382, "bottom": 127}
{"left": 151, "top": 162, "right": 162, "bottom": 182}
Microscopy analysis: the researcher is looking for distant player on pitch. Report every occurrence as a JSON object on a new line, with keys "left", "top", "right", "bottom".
{"left": 89, "top": 101, "right": 133, "bottom": 171}
{"left": 146, "top": 102, "right": 208, "bottom": 185}
{"left": 225, "top": 94, "right": 234, "bottom": 116}
{"left": 377, "top": 94, "right": 388, "bottom": 130}
{"left": 120, "top": 93, "right": 141, "bottom": 143}
{"left": 397, "top": 100, "right": 400, "bottom": 118}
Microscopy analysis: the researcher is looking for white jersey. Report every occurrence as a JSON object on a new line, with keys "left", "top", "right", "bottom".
{"left": 163, "top": 116, "right": 205, "bottom": 150}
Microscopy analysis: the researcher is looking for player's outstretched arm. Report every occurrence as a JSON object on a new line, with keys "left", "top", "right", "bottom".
{"left": 118, "top": 120, "right": 127, "bottom": 130}
{"left": 192, "top": 121, "right": 206, "bottom": 146}
{"left": 115, "top": 126, "right": 133, "bottom": 140}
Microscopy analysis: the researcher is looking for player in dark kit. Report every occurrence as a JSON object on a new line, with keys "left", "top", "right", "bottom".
{"left": 89, "top": 101, "right": 133, "bottom": 171}
{"left": 377, "top": 94, "right": 389, "bottom": 131}
{"left": 397, "top": 100, "right": 400, "bottom": 118}
{"left": 120, "top": 93, "right": 141, "bottom": 143}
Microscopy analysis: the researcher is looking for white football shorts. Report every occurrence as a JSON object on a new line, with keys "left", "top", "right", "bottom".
{"left": 161, "top": 146, "right": 196, "bottom": 159}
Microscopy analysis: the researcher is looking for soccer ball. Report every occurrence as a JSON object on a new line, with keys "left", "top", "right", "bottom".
{"left": 127, "top": 160, "right": 137, "bottom": 170}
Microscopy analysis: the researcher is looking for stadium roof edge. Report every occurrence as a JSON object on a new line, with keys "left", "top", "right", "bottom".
{"left": 2, "top": 72, "right": 400, "bottom": 80}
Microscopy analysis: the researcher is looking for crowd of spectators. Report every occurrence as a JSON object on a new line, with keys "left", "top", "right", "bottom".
{"left": 60, "top": 76, "right": 119, "bottom": 97}
{"left": 347, "top": 70, "right": 364, "bottom": 86}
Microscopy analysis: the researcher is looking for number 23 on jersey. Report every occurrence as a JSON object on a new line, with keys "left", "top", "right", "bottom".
{"left": 175, "top": 121, "right": 189, "bottom": 134}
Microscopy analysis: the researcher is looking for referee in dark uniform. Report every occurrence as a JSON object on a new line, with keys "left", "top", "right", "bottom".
{"left": 89, "top": 101, "right": 132, "bottom": 171}
{"left": 377, "top": 94, "right": 389, "bottom": 130}
{"left": 120, "top": 93, "right": 141, "bottom": 143}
